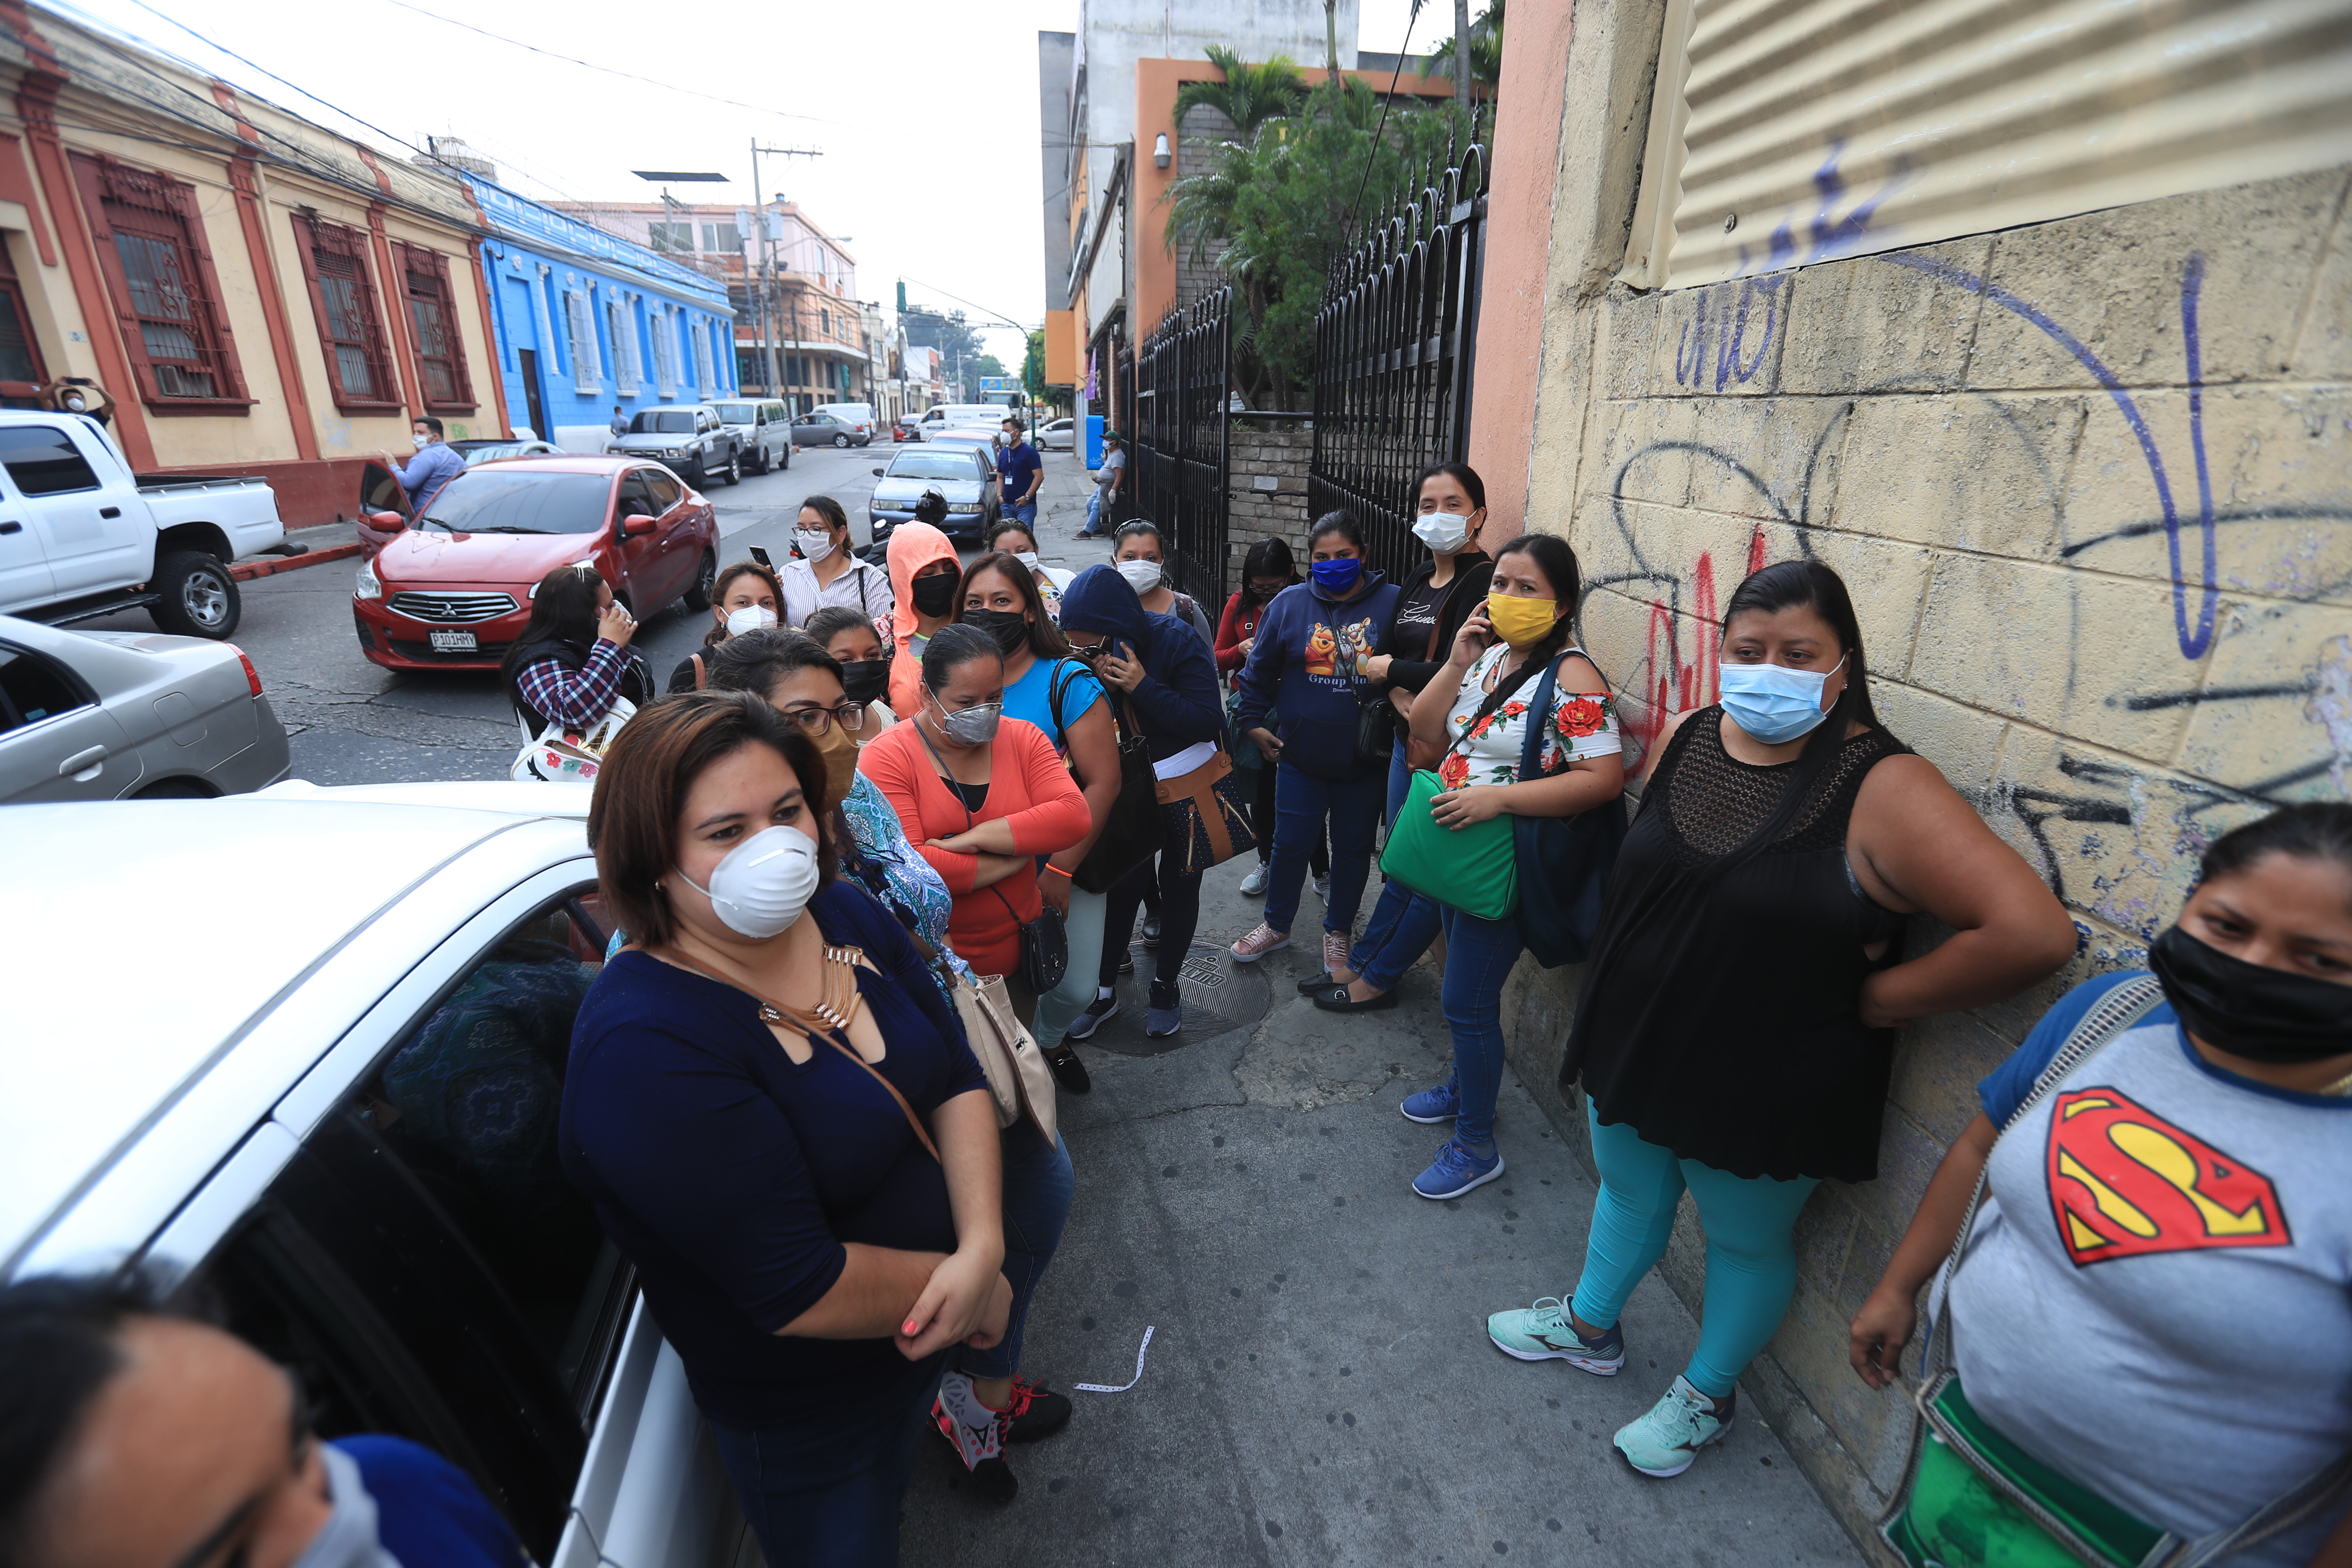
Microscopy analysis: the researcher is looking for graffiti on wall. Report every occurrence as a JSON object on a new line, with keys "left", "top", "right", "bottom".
{"left": 1586, "top": 246, "right": 2351, "bottom": 943}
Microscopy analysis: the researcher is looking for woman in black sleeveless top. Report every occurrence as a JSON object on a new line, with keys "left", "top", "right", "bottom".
{"left": 1482, "top": 561, "right": 2073, "bottom": 1482}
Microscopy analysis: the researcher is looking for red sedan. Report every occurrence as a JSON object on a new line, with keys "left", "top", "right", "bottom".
{"left": 350, "top": 456, "right": 719, "bottom": 672}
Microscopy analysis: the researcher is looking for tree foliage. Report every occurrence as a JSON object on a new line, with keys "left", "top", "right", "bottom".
{"left": 1427, "top": 0, "right": 1504, "bottom": 92}
{"left": 1162, "top": 66, "right": 1473, "bottom": 408}
{"left": 1172, "top": 46, "right": 1308, "bottom": 140}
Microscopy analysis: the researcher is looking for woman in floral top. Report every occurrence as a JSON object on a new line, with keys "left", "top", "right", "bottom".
{"left": 1394, "top": 533, "right": 1626, "bottom": 1200}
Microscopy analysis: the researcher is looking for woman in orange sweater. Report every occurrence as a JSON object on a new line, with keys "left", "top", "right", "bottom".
{"left": 859, "top": 622, "right": 1094, "bottom": 1022}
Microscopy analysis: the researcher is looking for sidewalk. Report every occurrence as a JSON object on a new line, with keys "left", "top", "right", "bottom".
{"left": 897, "top": 742, "right": 1866, "bottom": 1563}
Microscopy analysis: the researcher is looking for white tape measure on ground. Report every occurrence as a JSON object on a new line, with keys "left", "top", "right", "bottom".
{"left": 1074, "top": 1325, "right": 1155, "bottom": 1393}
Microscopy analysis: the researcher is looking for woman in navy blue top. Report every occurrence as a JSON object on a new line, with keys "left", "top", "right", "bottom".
{"left": 561, "top": 691, "right": 1006, "bottom": 1568}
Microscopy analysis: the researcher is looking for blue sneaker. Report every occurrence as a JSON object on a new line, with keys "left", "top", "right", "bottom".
{"left": 1400, "top": 1081, "right": 1459, "bottom": 1124}
{"left": 1485, "top": 1295, "right": 1625, "bottom": 1373}
{"left": 1412, "top": 1137, "right": 1504, "bottom": 1199}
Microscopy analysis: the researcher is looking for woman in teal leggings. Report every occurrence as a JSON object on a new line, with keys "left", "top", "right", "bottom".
{"left": 1485, "top": 561, "right": 2073, "bottom": 1478}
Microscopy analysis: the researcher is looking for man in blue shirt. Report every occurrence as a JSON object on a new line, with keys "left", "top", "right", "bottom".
{"left": 996, "top": 415, "right": 1043, "bottom": 527}
{"left": 379, "top": 414, "right": 468, "bottom": 518}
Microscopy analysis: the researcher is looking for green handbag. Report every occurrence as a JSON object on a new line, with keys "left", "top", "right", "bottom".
{"left": 1378, "top": 767, "right": 1517, "bottom": 922}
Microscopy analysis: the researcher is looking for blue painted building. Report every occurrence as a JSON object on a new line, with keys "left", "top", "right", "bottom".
{"left": 468, "top": 179, "right": 735, "bottom": 453}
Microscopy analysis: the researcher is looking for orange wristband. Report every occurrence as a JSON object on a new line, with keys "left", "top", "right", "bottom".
{"left": 1043, "top": 862, "right": 1074, "bottom": 879}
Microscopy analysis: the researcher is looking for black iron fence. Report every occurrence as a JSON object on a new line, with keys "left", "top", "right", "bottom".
{"left": 1129, "top": 287, "right": 1231, "bottom": 603}
{"left": 1309, "top": 133, "right": 1490, "bottom": 588}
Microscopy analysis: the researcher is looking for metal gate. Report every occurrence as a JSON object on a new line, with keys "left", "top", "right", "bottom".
{"left": 1129, "top": 287, "right": 1231, "bottom": 603}
{"left": 1309, "top": 133, "right": 1489, "bottom": 587}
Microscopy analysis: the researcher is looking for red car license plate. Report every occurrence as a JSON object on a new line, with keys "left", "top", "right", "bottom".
{"left": 429, "top": 629, "right": 479, "bottom": 652}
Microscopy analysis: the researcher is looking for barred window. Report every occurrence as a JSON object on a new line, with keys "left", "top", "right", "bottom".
{"left": 293, "top": 217, "right": 395, "bottom": 409}
{"left": 396, "top": 244, "right": 473, "bottom": 410}
{"left": 74, "top": 155, "right": 245, "bottom": 407}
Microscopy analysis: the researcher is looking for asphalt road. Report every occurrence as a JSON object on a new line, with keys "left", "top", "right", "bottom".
{"left": 76, "top": 441, "right": 1109, "bottom": 785}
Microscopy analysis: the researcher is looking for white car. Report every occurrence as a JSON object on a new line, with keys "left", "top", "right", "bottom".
{"left": 1035, "top": 418, "right": 1075, "bottom": 451}
{"left": 2, "top": 784, "right": 749, "bottom": 1568}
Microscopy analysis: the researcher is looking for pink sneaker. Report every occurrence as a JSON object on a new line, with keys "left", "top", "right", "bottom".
{"left": 1322, "top": 928, "right": 1352, "bottom": 978}
{"left": 1229, "top": 923, "right": 1291, "bottom": 962}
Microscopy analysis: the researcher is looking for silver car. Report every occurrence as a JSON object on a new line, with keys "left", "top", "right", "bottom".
{"left": 710, "top": 398, "right": 793, "bottom": 475}
{"left": 868, "top": 445, "right": 998, "bottom": 545}
{"left": 0, "top": 612, "right": 290, "bottom": 803}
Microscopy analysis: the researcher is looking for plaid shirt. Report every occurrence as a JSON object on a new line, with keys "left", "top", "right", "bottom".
{"left": 516, "top": 638, "right": 641, "bottom": 730}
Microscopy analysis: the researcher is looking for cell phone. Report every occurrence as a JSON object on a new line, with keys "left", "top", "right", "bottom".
{"left": 747, "top": 545, "right": 773, "bottom": 569}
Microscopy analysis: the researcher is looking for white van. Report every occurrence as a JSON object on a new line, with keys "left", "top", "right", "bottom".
{"left": 918, "top": 403, "right": 1015, "bottom": 435}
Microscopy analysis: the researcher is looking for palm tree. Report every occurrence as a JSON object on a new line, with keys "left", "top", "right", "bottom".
{"left": 1427, "top": 0, "right": 1504, "bottom": 94}
{"left": 1171, "top": 46, "right": 1308, "bottom": 141}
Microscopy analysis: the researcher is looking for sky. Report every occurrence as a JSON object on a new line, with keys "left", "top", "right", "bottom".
{"left": 60, "top": 0, "right": 1463, "bottom": 368}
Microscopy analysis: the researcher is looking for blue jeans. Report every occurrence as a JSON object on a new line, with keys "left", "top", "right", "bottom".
{"left": 1262, "top": 761, "right": 1384, "bottom": 937}
{"left": 710, "top": 1350, "right": 945, "bottom": 1568}
{"left": 1570, "top": 1102, "right": 1820, "bottom": 1399}
{"left": 955, "top": 1121, "right": 1075, "bottom": 1380}
{"left": 1354, "top": 742, "right": 1442, "bottom": 990}
{"left": 1006, "top": 499, "right": 1038, "bottom": 527}
{"left": 1437, "top": 903, "right": 1524, "bottom": 1151}
{"left": 1083, "top": 491, "right": 1107, "bottom": 533}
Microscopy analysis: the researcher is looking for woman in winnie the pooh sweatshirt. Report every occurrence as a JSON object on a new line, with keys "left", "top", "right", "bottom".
{"left": 1229, "top": 510, "right": 1400, "bottom": 979}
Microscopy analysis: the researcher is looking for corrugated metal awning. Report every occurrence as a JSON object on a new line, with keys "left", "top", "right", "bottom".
{"left": 1619, "top": 0, "right": 2352, "bottom": 291}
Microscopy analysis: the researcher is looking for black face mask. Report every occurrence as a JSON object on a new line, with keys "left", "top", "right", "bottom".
{"left": 839, "top": 658, "right": 888, "bottom": 705}
{"left": 963, "top": 606, "right": 1030, "bottom": 656}
{"left": 910, "top": 573, "right": 959, "bottom": 618}
{"left": 2147, "top": 924, "right": 2352, "bottom": 1065}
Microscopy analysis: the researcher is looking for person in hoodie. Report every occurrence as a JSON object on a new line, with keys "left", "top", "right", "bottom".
{"left": 885, "top": 493, "right": 965, "bottom": 720}
{"left": 1056, "top": 564, "right": 1228, "bottom": 1039}
{"left": 1229, "top": 511, "right": 1401, "bottom": 979}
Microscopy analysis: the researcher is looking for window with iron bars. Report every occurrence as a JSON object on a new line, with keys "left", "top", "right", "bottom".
{"left": 73, "top": 154, "right": 245, "bottom": 407}
{"left": 294, "top": 217, "right": 396, "bottom": 410}
{"left": 397, "top": 244, "right": 473, "bottom": 410}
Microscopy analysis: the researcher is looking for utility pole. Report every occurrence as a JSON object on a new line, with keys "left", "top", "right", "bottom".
{"left": 1452, "top": 0, "right": 1473, "bottom": 106}
{"left": 749, "top": 140, "right": 821, "bottom": 399}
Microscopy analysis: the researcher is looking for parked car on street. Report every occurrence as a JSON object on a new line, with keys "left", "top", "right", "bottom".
{"left": 813, "top": 402, "right": 876, "bottom": 444}
{"left": 868, "top": 444, "right": 997, "bottom": 546}
{"left": 351, "top": 457, "right": 719, "bottom": 672}
{"left": 790, "top": 410, "right": 871, "bottom": 448}
{"left": 891, "top": 413, "right": 924, "bottom": 442}
{"left": 1036, "top": 418, "right": 1075, "bottom": 451}
{"left": 0, "top": 786, "right": 755, "bottom": 1568}
{"left": 709, "top": 399, "right": 793, "bottom": 475}
{"left": 605, "top": 405, "right": 742, "bottom": 487}
{"left": 0, "top": 410, "right": 282, "bottom": 640}
{"left": 0, "top": 612, "right": 288, "bottom": 803}
{"left": 449, "top": 438, "right": 560, "bottom": 465}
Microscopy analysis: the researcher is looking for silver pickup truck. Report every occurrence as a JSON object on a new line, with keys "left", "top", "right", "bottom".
{"left": 0, "top": 412, "right": 283, "bottom": 639}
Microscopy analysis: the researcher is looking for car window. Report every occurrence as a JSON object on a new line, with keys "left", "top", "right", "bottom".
{"left": 0, "top": 424, "right": 101, "bottom": 497}
{"left": 887, "top": 451, "right": 985, "bottom": 481}
{"left": 641, "top": 471, "right": 683, "bottom": 511}
{"left": 422, "top": 470, "right": 612, "bottom": 535}
{"left": 0, "top": 642, "right": 92, "bottom": 732}
{"left": 191, "top": 889, "right": 625, "bottom": 1564}
{"left": 615, "top": 472, "right": 656, "bottom": 519}
{"left": 628, "top": 410, "right": 695, "bottom": 435}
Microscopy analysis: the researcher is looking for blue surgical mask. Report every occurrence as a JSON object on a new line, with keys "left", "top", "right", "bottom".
{"left": 1718, "top": 655, "right": 1846, "bottom": 744}
{"left": 1309, "top": 557, "right": 1363, "bottom": 594}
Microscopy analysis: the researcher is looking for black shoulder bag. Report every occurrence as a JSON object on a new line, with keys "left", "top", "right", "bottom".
{"left": 1051, "top": 659, "right": 1161, "bottom": 895}
{"left": 1513, "top": 652, "right": 1629, "bottom": 969}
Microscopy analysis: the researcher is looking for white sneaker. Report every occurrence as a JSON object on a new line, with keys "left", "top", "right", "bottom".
{"left": 1313, "top": 874, "right": 1331, "bottom": 901}
{"left": 1240, "top": 864, "right": 1270, "bottom": 896}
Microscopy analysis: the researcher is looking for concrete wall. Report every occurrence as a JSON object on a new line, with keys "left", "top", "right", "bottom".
{"left": 1495, "top": 0, "right": 2352, "bottom": 1552}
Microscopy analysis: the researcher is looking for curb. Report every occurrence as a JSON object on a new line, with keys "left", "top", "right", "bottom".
{"left": 231, "top": 541, "right": 361, "bottom": 582}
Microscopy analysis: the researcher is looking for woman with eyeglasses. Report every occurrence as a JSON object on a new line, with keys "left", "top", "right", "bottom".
{"left": 704, "top": 628, "right": 968, "bottom": 997}
{"left": 953, "top": 553, "right": 1121, "bottom": 1093}
{"left": 781, "top": 495, "right": 893, "bottom": 635}
{"left": 858, "top": 622, "right": 1093, "bottom": 1024}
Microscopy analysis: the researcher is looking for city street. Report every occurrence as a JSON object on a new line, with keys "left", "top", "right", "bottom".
{"left": 75, "top": 444, "right": 1117, "bottom": 785}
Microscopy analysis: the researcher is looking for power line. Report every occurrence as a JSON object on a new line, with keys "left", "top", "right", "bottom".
{"left": 373, "top": 0, "right": 846, "bottom": 129}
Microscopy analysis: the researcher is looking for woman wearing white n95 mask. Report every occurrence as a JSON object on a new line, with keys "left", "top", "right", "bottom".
{"left": 781, "top": 494, "right": 895, "bottom": 637}
{"left": 1108, "top": 521, "right": 1215, "bottom": 650}
{"left": 668, "top": 557, "right": 785, "bottom": 693}
{"left": 564, "top": 691, "right": 1010, "bottom": 1567}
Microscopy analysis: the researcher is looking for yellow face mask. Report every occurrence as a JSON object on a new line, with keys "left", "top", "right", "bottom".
{"left": 1485, "top": 592, "right": 1562, "bottom": 649}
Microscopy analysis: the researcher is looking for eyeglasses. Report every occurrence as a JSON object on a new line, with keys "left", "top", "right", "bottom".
{"left": 783, "top": 701, "right": 867, "bottom": 735}
{"left": 1064, "top": 636, "right": 1109, "bottom": 658}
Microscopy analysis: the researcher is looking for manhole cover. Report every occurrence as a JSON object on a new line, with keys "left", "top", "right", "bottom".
{"left": 1080, "top": 941, "right": 1271, "bottom": 1057}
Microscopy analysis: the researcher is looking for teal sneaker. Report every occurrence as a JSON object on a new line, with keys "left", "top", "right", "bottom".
{"left": 1485, "top": 1296, "right": 1624, "bottom": 1374}
{"left": 1614, "top": 1375, "right": 1734, "bottom": 1477}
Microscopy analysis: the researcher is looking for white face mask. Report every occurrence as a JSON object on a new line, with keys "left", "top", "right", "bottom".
{"left": 293, "top": 1445, "right": 399, "bottom": 1568}
{"left": 725, "top": 605, "right": 778, "bottom": 636}
{"left": 674, "top": 825, "right": 820, "bottom": 939}
{"left": 411, "top": 432, "right": 433, "bottom": 448}
{"left": 1013, "top": 550, "right": 1041, "bottom": 571}
{"left": 1117, "top": 558, "right": 1162, "bottom": 594}
{"left": 796, "top": 530, "right": 836, "bottom": 564}
{"left": 1413, "top": 510, "right": 1473, "bottom": 553}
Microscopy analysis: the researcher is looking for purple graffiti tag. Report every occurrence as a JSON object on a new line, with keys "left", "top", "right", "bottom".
{"left": 1721, "top": 277, "right": 1782, "bottom": 390}
{"left": 1881, "top": 250, "right": 2217, "bottom": 658}
{"left": 1677, "top": 286, "right": 1712, "bottom": 387}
